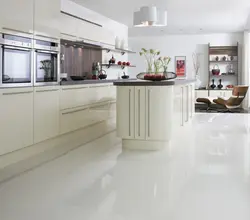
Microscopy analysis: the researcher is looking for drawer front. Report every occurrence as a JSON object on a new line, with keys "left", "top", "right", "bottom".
{"left": 60, "top": 86, "right": 90, "bottom": 110}
{"left": 60, "top": 107, "right": 92, "bottom": 134}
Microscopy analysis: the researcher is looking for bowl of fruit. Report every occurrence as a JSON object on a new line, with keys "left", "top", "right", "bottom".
{"left": 136, "top": 72, "right": 177, "bottom": 81}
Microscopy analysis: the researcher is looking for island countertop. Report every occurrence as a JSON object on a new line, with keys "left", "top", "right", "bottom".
{"left": 113, "top": 79, "right": 196, "bottom": 86}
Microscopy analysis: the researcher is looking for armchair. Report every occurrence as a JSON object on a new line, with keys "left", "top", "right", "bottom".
{"left": 213, "top": 86, "right": 249, "bottom": 112}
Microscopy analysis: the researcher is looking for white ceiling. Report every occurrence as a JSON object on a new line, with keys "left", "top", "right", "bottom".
{"left": 72, "top": 0, "right": 250, "bottom": 36}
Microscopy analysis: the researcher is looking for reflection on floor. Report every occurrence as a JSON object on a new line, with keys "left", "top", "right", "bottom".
{"left": 195, "top": 104, "right": 250, "bottom": 113}
{"left": 1, "top": 113, "right": 250, "bottom": 220}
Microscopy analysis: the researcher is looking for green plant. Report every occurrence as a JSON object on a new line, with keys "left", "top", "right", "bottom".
{"left": 40, "top": 60, "right": 52, "bottom": 78}
{"left": 154, "top": 58, "right": 163, "bottom": 73}
{"left": 139, "top": 48, "right": 160, "bottom": 72}
{"left": 159, "top": 56, "right": 171, "bottom": 73}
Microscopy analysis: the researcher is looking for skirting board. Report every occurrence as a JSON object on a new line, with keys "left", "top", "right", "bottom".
{"left": 0, "top": 117, "right": 121, "bottom": 183}
{"left": 122, "top": 139, "right": 171, "bottom": 151}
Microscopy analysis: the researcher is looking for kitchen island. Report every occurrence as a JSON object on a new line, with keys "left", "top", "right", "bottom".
{"left": 113, "top": 79, "right": 196, "bottom": 150}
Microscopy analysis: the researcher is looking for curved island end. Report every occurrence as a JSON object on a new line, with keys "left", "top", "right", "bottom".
{"left": 113, "top": 79, "right": 196, "bottom": 150}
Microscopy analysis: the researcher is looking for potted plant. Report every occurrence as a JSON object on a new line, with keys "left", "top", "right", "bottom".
{"left": 40, "top": 60, "right": 52, "bottom": 81}
{"left": 139, "top": 48, "right": 160, "bottom": 73}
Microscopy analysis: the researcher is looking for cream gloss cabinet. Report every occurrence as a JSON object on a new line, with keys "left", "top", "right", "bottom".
{"left": 116, "top": 86, "right": 174, "bottom": 142}
{"left": 0, "top": 0, "right": 34, "bottom": 34}
{"left": 34, "top": 0, "right": 61, "bottom": 39}
{"left": 34, "top": 86, "right": 60, "bottom": 144}
{"left": 0, "top": 87, "right": 33, "bottom": 155}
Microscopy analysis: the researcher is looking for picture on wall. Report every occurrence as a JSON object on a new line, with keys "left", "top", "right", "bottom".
{"left": 175, "top": 56, "right": 186, "bottom": 77}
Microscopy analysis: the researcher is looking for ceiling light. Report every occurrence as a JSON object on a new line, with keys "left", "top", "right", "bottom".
{"left": 133, "top": 6, "right": 167, "bottom": 27}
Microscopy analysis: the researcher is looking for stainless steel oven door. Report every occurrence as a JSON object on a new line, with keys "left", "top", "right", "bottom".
{"left": 34, "top": 50, "right": 59, "bottom": 86}
{"left": 0, "top": 45, "right": 33, "bottom": 87}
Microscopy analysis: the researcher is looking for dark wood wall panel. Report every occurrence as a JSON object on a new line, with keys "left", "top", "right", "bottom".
{"left": 61, "top": 45, "right": 102, "bottom": 78}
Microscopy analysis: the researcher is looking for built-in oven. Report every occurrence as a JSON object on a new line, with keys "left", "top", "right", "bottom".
{"left": 34, "top": 37, "right": 60, "bottom": 85}
{"left": 0, "top": 33, "right": 33, "bottom": 87}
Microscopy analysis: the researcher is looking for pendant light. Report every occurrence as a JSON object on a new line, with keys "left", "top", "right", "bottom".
{"left": 133, "top": 6, "right": 167, "bottom": 27}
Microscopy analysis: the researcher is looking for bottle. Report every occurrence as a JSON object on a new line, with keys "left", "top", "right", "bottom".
{"left": 210, "top": 79, "right": 216, "bottom": 89}
{"left": 217, "top": 79, "right": 223, "bottom": 89}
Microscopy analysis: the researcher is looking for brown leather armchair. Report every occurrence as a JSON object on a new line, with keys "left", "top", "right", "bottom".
{"left": 213, "top": 86, "right": 249, "bottom": 112}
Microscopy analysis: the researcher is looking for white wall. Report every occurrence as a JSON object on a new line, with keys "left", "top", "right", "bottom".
{"left": 129, "top": 33, "right": 243, "bottom": 86}
{"left": 61, "top": 0, "right": 129, "bottom": 79}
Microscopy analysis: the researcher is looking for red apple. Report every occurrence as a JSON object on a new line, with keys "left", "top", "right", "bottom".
{"left": 118, "top": 61, "right": 122, "bottom": 65}
{"left": 126, "top": 62, "right": 131, "bottom": 66}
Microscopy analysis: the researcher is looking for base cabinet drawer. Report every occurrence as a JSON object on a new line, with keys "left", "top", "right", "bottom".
{"left": 60, "top": 86, "right": 90, "bottom": 110}
{"left": 60, "top": 107, "right": 92, "bottom": 135}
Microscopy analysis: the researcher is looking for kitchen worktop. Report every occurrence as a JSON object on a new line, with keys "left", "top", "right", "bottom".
{"left": 113, "top": 79, "right": 196, "bottom": 86}
{"left": 60, "top": 79, "right": 137, "bottom": 86}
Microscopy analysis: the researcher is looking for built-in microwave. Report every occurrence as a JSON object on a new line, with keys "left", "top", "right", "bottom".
{"left": 34, "top": 37, "right": 60, "bottom": 86}
{"left": 0, "top": 33, "right": 33, "bottom": 87}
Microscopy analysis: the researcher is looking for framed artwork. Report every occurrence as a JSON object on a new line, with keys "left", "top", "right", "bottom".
{"left": 175, "top": 56, "right": 186, "bottom": 78}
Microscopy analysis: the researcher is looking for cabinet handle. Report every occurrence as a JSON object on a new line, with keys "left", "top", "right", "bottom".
{"left": 90, "top": 103, "right": 109, "bottom": 110}
{"left": 35, "top": 50, "right": 58, "bottom": 54}
{"left": 3, "top": 46, "right": 31, "bottom": 51}
{"left": 190, "top": 85, "right": 193, "bottom": 118}
{"left": 62, "top": 107, "right": 89, "bottom": 115}
{"left": 62, "top": 87, "right": 88, "bottom": 91}
{"left": 3, "top": 27, "right": 32, "bottom": 35}
{"left": 181, "top": 87, "right": 184, "bottom": 126}
{"left": 90, "top": 85, "right": 108, "bottom": 88}
{"left": 35, "top": 34, "right": 59, "bottom": 41}
{"left": 138, "top": 89, "right": 140, "bottom": 137}
{"left": 3, "top": 91, "right": 32, "bottom": 95}
{"left": 186, "top": 86, "right": 189, "bottom": 122}
{"left": 61, "top": 32, "right": 76, "bottom": 38}
{"left": 129, "top": 89, "right": 131, "bottom": 136}
{"left": 36, "top": 89, "right": 59, "bottom": 93}
{"left": 148, "top": 89, "right": 150, "bottom": 137}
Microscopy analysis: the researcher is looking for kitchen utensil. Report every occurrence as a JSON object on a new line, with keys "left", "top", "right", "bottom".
{"left": 122, "top": 75, "right": 129, "bottom": 79}
{"left": 217, "top": 79, "right": 223, "bottom": 89}
{"left": 98, "top": 70, "right": 107, "bottom": 80}
{"left": 215, "top": 56, "right": 219, "bottom": 61}
{"left": 98, "top": 74, "right": 107, "bottom": 80}
{"left": 137, "top": 72, "right": 177, "bottom": 81}
{"left": 3, "top": 75, "right": 10, "bottom": 81}
{"left": 109, "top": 55, "right": 116, "bottom": 64}
{"left": 121, "top": 72, "right": 129, "bottom": 79}
{"left": 70, "top": 76, "right": 85, "bottom": 81}
{"left": 212, "top": 64, "right": 220, "bottom": 75}
{"left": 60, "top": 73, "right": 68, "bottom": 81}
{"left": 222, "top": 56, "right": 227, "bottom": 61}
{"left": 210, "top": 79, "right": 216, "bottom": 89}
{"left": 115, "top": 36, "right": 120, "bottom": 48}
{"left": 227, "top": 64, "right": 235, "bottom": 75}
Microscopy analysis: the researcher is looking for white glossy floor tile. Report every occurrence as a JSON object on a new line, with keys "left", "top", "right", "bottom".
{"left": 1, "top": 113, "right": 250, "bottom": 220}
